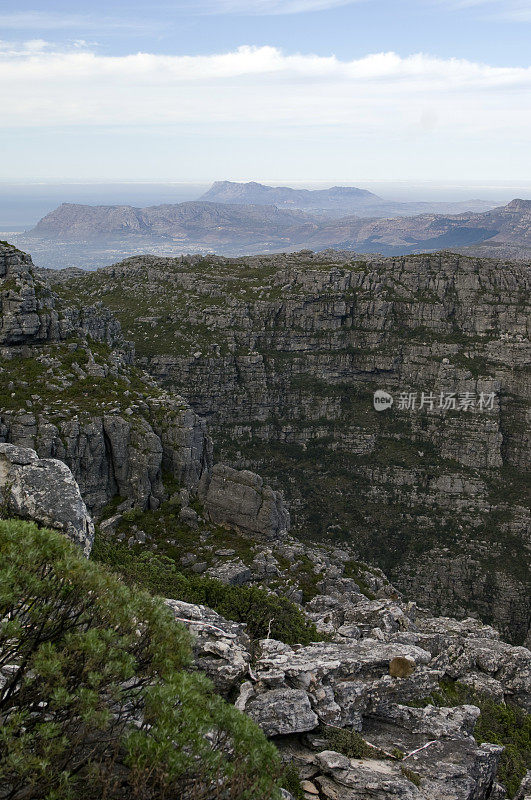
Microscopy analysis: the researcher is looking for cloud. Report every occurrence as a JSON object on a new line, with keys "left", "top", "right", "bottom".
{"left": 0, "top": 44, "right": 529, "bottom": 140}
{"left": 433, "top": 0, "right": 531, "bottom": 21}
{"left": 0, "top": 12, "right": 155, "bottom": 31}
{"left": 179, "top": 0, "right": 362, "bottom": 14}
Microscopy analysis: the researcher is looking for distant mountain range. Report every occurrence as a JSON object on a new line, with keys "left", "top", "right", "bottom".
{"left": 29, "top": 198, "right": 531, "bottom": 258}
{"left": 199, "top": 181, "right": 497, "bottom": 217}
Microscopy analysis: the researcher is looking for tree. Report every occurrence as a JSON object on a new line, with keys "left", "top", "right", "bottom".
{"left": 0, "top": 519, "right": 281, "bottom": 800}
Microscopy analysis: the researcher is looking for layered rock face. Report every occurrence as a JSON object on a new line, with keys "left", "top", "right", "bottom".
{"left": 0, "top": 242, "right": 212, "bottom": 513}
{"left": 54, "top": 250, "right": 530, "bottom": 643}
{"left": 0, "top": 242, "right": 289, "bottom": 540}
{"left": 0, "top": 442, "right": 94, "bottom": 554}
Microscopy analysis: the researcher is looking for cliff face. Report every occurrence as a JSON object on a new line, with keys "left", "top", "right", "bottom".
{"left": 54, "top": 250, "right": 530, "bottom": 644}
{"left": 0, "top": 242, "right": 212, "bottom": 513}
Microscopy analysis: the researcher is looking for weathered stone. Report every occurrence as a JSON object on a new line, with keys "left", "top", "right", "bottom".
{"left": 77, "top": 250, "right": 530, "bottom": 643}
{"left": 164, "top": 599, "right": 250, "bottom": 696}
{"left": 246, "top": 688, "right": 319, "bottom": 736}
{"left": 203, "top": 463, "right": 290, "bottom": 539}
{"left": 206, "top": 559, "right": 252, "bottom": 586}
{"left": 514, "top": 770, "right": 531, "bottom": 800}
{"left": 0, "top": 442, "right": 94, "bottom": 555}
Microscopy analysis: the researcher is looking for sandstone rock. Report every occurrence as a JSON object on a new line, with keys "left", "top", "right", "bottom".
{"left": 0, "top": 243, "right": 214, "bottom": 513}
{"left": 514, "top": 771, "right": 531, "bottom": 800}
{"left": 203, "top": 463, "right": 290, "bottom": 539}
{"left": 85, "top": 250, "right": 530, "bottom": 643}
{"left": 206, "top": 559, "right": 252, "bottom": 586}
{"left": 164, "top": 599, "right": 250, "bottom": 696}
{"left": 0, "top": 442, "right": 94, "bottom": 555}
{"left": 246, "top": 688, "right": 318, "bottom": 736}
{"left": 315, "top": 756, "right": 421, "bottom": 800}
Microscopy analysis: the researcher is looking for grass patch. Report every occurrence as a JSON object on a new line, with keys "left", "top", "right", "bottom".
{"left": 323, "top": 727, "right": 381, "bottom": 759}
{"left": 401, "top": 766, "right": 421, "bottom": 787}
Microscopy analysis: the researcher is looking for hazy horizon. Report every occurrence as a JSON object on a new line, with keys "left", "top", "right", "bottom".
{"left": 1, "top": 178, "right": 530, "bottom": 230}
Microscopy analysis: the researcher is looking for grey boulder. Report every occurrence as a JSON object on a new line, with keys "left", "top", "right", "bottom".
{"left": 203, "top": 463, "right": 290, "bottom": 539}
{"left": 0, "top": 442, "right": 94, "bottom": 555}
{"left": 246, "top": 688, "right": 319, "bottom": 736}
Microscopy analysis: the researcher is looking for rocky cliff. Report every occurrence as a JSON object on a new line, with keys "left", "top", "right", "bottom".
{"left": 54, "top": 249, "right": 530, "bottom": 644}
{"left": 96, "top": 484, "right": 531, "bottom": 800}
{"left": 0, "top": 242, "right": 213, "bottom": 514}
{"left": 1, "top": 350, "right": 530, "bottom": 799}
{"left": 0, "top": 241, "right": 291, "bottom": 542}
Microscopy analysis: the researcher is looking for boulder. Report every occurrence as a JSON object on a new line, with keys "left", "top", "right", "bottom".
{"left": 164, "top": 599, "right": 250, "bottom": 696}
{"left": 246, "top": 688, "right": 319, "bottom": 736}
{"left": 203, "top": 463, "right": 290, "bottom": 539}
{"left": 206, "top": 558, "right": 252, "bottom": 586}
{"left": 0, "top": 442, "right": 94, "bottom": 555}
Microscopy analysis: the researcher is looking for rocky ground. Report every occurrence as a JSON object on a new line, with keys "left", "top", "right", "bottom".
{"left": 1, "top": 438, "right": 530, "bottom": 800}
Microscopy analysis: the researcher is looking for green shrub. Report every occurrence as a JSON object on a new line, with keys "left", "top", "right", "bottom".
{"left": 323, "top": 726, "right": 377, "bottom": 759}
{"left": 474, "top": 698, "right": 531, "bottom": 797}
{"left": 281, "top": 763, "right": 304, "bottom": 799}
{"left": 92, "top": 534, "right": 320, "bottom": 645}
{"left": 401, "top": 765, "right": 421, "bottom": 787}
{"left": 0, "top": 519, "right": 282, "bottom": 800}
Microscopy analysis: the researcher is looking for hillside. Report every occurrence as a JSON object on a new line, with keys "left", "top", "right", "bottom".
{"left": 30, "top": 200, "right": 316, "bottom": 242}
{"left": 2, "top": 241, "right": 531, "bottom": 799}
{"left": 200, "top": 180, "right": 497, "bottom": 217}
{"left": 27, "top": 199, "right": 531, "bottom": 261}
{"left": 53, "top": 248, "right": 531, "bottom": 646}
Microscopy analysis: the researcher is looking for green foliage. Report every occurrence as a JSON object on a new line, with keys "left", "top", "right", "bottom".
{"left": 0, "top": 519, "right": 282, "bottom": 800}
{"left": 323, "top": 726, "right": 377, "bottom": 759}
{"left": 343, "top": 560, "right": 377, "bottom": 600}
{"left": 401, "top": 765, "right": 421, "bottom": 787}
{"left": 413, "top": 680, "right": 530, "bottom": 798}
{"left": 93, "top": 533, "right": 320, "bottom": 645}
{"left": 280, "top": 763, "right": 304, "bottom": 799}
{"left": 475, "top": 699, "right": 531, "bottom": 797}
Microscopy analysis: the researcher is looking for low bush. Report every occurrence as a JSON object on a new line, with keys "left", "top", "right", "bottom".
{"left": 323, "top": 726, "right": 377, "bottom": 759}
{"left": 0, "top": 519, "right": 282, "bottom": 800}
{"left": 93, "top": 534, "right": 321, "bottom": 645}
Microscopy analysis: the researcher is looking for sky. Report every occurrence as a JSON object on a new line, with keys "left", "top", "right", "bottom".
{"left": 0, "top": 0, "right": 530, "bottom": 184}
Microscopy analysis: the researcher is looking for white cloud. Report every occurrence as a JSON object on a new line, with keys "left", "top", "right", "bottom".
{"left": 0, "top": 44, "right": 529, "bottom": 141}
{"left": 433, "top": 0, "right": 531, "bottom": 21}
{"left": 0, "top": 12, "right": 155, "bottom": 30}
{"left": 181, "top": 0, "right": 362, "bottom": 14}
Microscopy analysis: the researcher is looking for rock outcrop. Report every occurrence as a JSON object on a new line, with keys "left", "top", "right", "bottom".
{"left": 53, "top": 249, "right": 531, "bottom": 643}
{"left": 203, "top": 463, "right": 290, "bottom": 539}
{"left": 0, "top": 442, "right": 94, "bottom": 555}
{"left": 0, "top": 242, "right": 213, "bottom": 513}
{"left": 169, "top": 570, "right": 531, "bottom": 800}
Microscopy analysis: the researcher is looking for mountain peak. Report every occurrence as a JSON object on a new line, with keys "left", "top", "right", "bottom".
{"left": 506, "top": 198, "right": 531, "bottom": 211}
